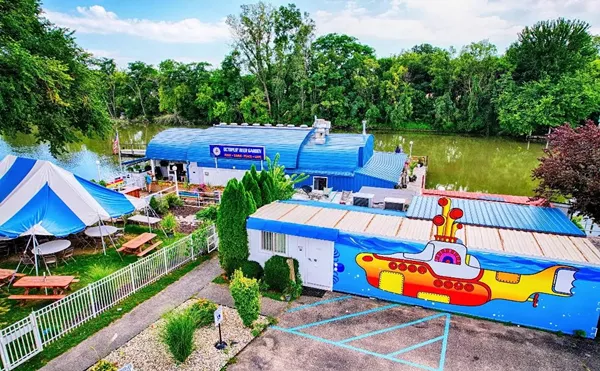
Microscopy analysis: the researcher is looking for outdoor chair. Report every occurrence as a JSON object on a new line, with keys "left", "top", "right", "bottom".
{"left": 18, "top": 252, "right": 36, "bottom": 274}
{"left": 42, "top": 254, "right": 58, "bottom": 273}
{"left": 0, "top": 240, "right": 11, "bottom": 256}
{"left": 61, "top": 247, "right": 76, "bottom": 264}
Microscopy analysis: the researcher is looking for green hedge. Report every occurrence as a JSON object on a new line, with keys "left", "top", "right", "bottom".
{"left": 264, "top": 256, "right": 302, "bottom": 298}
{"left": 240, "top": 260, "right": 263, "bottom": 280}
{"left": 229, "top": 270, "right": 261, "bottom": 327}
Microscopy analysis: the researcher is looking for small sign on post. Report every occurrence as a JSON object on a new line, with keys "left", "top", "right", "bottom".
{"left": 214, "top": 305, "right": 227, "bottom": 350}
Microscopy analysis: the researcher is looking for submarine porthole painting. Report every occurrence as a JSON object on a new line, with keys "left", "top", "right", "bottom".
{"left": 332, "top": 197, "right": 600, "bottom": 338}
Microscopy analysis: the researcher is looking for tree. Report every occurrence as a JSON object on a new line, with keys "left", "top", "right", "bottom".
{"left": 242, "top": 170, "right": 263, "bottom": 208}
{"left": 258, "top": 170, "right": 274, "bottom": 204}
{"left": 507, "top": 18, "right": 597, "bottom": 83}
{"left": 216, "top": 179, "right": 252, "bottom": 275}
{"left": 266, "top": 153, "right": 308, "bottom": 200}
{"left": 0, "top": 0, "right": 111, "bottom": 154}
{"left": 533, "top": 121, "right": 600, "bottom": 222}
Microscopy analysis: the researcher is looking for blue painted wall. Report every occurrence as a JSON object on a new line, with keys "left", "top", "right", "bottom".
{"left": 332, "top": 232, "right": 600, "bottom": 338}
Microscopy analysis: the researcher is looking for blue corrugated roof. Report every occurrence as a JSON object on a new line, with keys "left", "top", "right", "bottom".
{"left": 298, "top": 134, "right": 373, "bottom": 172}
{"left": 407, "top": 196, "right": 585, "bottom": 237}
{"left": 355, "top": 152, "right": 407, "bottom": 183}
{"left": 146, "top": 126, "right": 313, "bottom": 169}
{"left": 146, "top": 128, "right": 206, "bottom": 161}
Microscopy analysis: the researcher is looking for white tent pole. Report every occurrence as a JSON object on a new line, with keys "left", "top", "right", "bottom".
{"left": 97, "top": 216, "right": 107, "bottom": 255}
{"left": 33, "top": 235, "right": 39, "bottom": 276}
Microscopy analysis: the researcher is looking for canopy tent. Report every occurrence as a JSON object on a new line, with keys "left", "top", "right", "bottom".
{"left": 0, "top": 155, "right": 147, "bottom": 273}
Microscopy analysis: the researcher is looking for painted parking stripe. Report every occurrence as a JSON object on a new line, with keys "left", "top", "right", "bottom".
{"left": 339, "top": 313, "right": 447, "bottom": 344}
{"left": 272, "top": 326, "right": 438, "bottom": 371}
{"left": 287, "top": 295, "right": 352, "bottom": 313}
{"left": 387, "top": 335, "right": 445, "bottom": 357}
{"left": 289, "top": 304, "right": 400, "bottom": 331}
{"left": 438, "top": 313, "right": 451, "bottom": 371}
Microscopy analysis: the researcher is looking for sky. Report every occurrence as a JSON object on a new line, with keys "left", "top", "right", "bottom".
{"left": 42, "top": 0, "right": 600, "bottom": 68}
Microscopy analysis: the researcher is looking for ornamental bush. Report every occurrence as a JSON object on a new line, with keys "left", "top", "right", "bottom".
{"left": 240, "top": 260, "right": 264, "bottom": 280}
{"left": 258, "top": 170, "right": 274, "bottom": 205}
{"left": 229, "top": 269, "right": 261, "bottom": 327}
{"left": 263, "top": 256, "right": 302, "bottom": 298}
{"left": 161, "top": 311, "right": 195, "bottom": 363}
{"left": 186, "top": 299, "right": 218, "bottom": 328}
{"left": 242, "top": 170, "right": 263, "bottom": 208}
{"left": 165, "top": 192, "right": 184, "bottom": 208}
{"left": 89, "top": 360, "right": 117, "bottom": 371}
{"left": 217, "top": 179, "right": 252, "bottom": 275}
{"left": 196, "top": 204, "right": 219, "bottom": 221}
{"left": 149, "top": 195, "right": 169, "bottom": 215}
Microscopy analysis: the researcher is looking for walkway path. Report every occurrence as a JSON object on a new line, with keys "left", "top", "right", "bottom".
{"left": 41, "top": 257, "right": 222, "bottom": 371}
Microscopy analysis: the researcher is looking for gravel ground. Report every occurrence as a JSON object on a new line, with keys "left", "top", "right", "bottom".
{"left": 102, "top": 301, "right": 265, "bottom": 371}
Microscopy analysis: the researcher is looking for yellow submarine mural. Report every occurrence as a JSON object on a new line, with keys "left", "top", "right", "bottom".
{"left": 356, "top": 197, "right": 577, "bottom": 307}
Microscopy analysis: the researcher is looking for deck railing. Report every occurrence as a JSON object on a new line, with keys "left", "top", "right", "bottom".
{"left": 0, "top": 223, "right": 218, "bottom": 371}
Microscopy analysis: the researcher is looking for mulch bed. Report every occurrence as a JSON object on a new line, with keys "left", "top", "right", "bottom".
{"left": 169, "top": 206, "right": 199, "bottom": 219}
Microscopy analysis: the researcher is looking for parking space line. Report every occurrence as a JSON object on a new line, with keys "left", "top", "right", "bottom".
{"left": 339, "top": 313, "right": 447, "bottom": 344}
{"left": 438, "top": 313, "right": 451, "bottom": 371}
{"left": 287, "top": 295, "right": 352, "bottom": 313}
{"left": 289, "top": 304, "right": 400, "bottom": 331}
{"left": 387, "top": 335, "right": 445, "bottom": 357}
{"left": 272, "top": 326, "right": 438, "bottom": 371}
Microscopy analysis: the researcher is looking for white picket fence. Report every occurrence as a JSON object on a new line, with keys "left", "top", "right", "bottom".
{"left": 0, "top": 224, "right": 218, "bottom": 371}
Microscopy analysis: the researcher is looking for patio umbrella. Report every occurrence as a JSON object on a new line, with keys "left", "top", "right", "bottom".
{"left": 0, "top": 155, "right": 147, "bottom": 274}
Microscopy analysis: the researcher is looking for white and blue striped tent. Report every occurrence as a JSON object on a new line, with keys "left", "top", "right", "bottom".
{"left": 0, "top": 155, "right": 147, "bottom": 238}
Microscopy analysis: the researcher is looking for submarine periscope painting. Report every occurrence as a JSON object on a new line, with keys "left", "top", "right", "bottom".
{"left": 333, "top": 197, "right": 600, "bottom": 338}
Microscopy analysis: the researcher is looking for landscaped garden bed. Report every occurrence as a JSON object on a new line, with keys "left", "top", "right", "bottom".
{"left": 100, "top": 301, "right": 266, "bottom": 371}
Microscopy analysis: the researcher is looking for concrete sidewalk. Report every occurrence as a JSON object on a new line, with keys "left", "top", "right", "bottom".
{"left": 41, "top": 257, "right": 222, "bottom": 371}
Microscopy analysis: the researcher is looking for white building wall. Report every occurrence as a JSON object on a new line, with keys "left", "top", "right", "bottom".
{"left": 190, "top": 167, "right": 247, "bottom": 186}
{"left": 248, "top": 229, "right": 334, "bottom": 290}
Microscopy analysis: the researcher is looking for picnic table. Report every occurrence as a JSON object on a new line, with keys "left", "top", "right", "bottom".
{"left": 9, "top": 275, "right": 77, "bottom": 304}
{"left": 118, "top": 232, "right": 162, "bottom": 257}
{"left": 0, "top": 269, "right": 24, "bottom": 286}
{"left": 128, "top": 214, "right": 161, "bottom": 225}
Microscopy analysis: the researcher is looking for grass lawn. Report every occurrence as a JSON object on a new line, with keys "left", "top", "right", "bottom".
{"left": 0, "top": 225, "right": 186, "bottom": 327}
{"left": 16, "top": 254, "right": 212, "bottom": 371}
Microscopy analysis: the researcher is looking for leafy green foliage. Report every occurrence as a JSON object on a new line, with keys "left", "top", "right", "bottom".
{"left": 88, "top": 264, "right": 119, "bottom": 282}
{"left": 89, "top": 360, "right": 118, "bottom": 371}
{"left": 242, "top": 170, "right": 263, "bottom": 208}
{"left": 161, "top": 311, "right": 196, "bottom": 363}
{"left": 196, "top": 205, "right": 219, "bottom": 222}
{"left": 240, "top": 260, "right": 264, "bottom": 280}
{"left": 263, "top": 256, "right": 301, "bottom": 298}
{"left": 164, "top": 193, "right": 184, "bottom": 208}
{"left": 0, "top": 0, "right": 111, "bottom": 154}
{"left": 217, "top": 179, "right": 253, "bottom": 274}
{"left": 266, "top": 154, "right": 308, "bottom": 200}
{"left": 258, "top": 170, "right": 275, "bottom": 205}
{"left": 229, "top": 270, "right": 261, "bottom": 327}
{"left": 150, "top": 196, "right": 169, "bottom": 215}
{"left": 161, "top": 213, "right": 178, "bottom": 234}
{"left": 189, "top": 225, "right": 210, "bottom": 253}
{"left": 186, "top": 299, "right": 218, "bottom": 328}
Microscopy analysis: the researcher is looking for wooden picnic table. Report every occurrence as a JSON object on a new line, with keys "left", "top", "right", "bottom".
{"left": 12, "top": 275, "right": 76, "bottom": 295}
{"left": 0, "top": 269, "right": 24, "bottom": 286}
{"left": 118, "top": 232, "right": 162, "bottom": 257}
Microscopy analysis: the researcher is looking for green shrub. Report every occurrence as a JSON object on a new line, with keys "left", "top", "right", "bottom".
{"left": 242, "top": 170, "right": 263, "bottom": 208}
{"left": 162, "top": 311, "right": 196, "bottom": 363}
{"left": 217, "top": 179, "right": 252, "bottom": 275}
{"left": 240, "top": 260, "right": 263, "bottom": 280}
{"left": 150, "top": 196, "right": 169, "bottom": 215}
{"left": 161, "top": 213, "right": 178, "bottom": 234}
{"left": 165, "top": 193, "right": 184, "bottom": 208}
{"left": 186, "top": 299, "right": 217, "bottom": 328}
{"left": 89, "top": 360, "right": 117, "bottom": 371}
{"left": 189, "top": 226, "right": 209, "bottom": 253}
{"left": 229, "top": 270, "right": 261, "bottom": 327}
{"left": 258, "top": 170, "right": 274, "bottom": 205}
{"left": 196, "top": 205, "right": 219, "bottom": 222}
{"left": 264, "top": 256, "right": 302, "bottom": 298}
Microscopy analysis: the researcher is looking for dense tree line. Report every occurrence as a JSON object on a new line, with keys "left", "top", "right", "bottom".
{"left": 3, "top": 1, "right": 600, "bottom": 153}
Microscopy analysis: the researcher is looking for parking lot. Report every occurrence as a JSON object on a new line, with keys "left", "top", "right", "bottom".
{"left": 231, "top": 293, "right": 600, "bottom": 371}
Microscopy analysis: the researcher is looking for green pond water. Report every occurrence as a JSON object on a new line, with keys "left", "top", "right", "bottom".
{"left": 0, "top": 125, "right": 544, "bottom": 196}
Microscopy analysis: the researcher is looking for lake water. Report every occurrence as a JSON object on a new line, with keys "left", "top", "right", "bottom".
{"left": 0, "top": 125, "right": 544, "bottom": 196}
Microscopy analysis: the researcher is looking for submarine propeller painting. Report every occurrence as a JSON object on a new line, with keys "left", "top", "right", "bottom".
{"left": 355, "top": 197, "right": 577, "bottom": 307}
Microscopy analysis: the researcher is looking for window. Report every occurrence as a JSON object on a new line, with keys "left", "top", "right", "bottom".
{"left": 261, "top": 232, "right": 286, "bottom": 254}
{"left": 313, "top": 176, "right": 328, "bottom": 191}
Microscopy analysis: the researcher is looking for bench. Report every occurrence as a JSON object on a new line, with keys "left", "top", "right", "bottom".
{"left": 8, "top": 294, "right": 66, "bottom": 305}
{"left": 116, "top": 245, "right": 130, "bottom": 253}
{"left": 137, "top": 241, "right": 163, "bottom": 257}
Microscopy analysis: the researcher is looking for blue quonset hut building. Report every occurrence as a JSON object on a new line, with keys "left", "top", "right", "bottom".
{"left": 146, "top": 122, "right": 407, "bottom": 191}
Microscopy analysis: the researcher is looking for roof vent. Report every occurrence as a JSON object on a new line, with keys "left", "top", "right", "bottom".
{"left": 219, "top": 122, "right": 227, "bottom": 126}
{"left": 241, "top": 123, "right": 249, "bottom": 126}
{"left": 300, "top": 124, "right": 308, "bottom": 128}
{"left": 313, "top": 117, "right": 331, "bottom": 144}
{"left": 252, "top": 123, "right": 261, "bottom": 126}
{"left": 230, "top": 122, "right": 238, "bottom": 126}
{"left": 276, "top": 124, "right": 284, "bottom": 127}
{"left": 264, "top": 123, "right": 272, "bottom": 127}
{"left": 287, "top": 124, "right": 295, "bottom": 128}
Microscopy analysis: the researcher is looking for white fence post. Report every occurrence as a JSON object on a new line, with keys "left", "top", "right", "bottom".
{"left": 29, "top": 313, "right": 43, "bottom": 353}
{"left": 190, "top": 236, "right": 195, "bottom": 260}
{"left": 88, "top": 285, "right": 97, "bottom": 318}
{"left": 129, "top": 264, "right": 137, "bottom": 292}
{"left": 0, "top": 333, "right": 11, "bottom": 371}
{"left": 163, "top": 248, "right": 169, "bottom": 274}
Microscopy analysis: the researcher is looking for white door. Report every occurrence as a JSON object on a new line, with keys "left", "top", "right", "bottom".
{"left": 303, "top": 239, "right": 333, "bottom": 290}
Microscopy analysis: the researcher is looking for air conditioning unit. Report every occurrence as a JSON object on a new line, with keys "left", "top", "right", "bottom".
{"left": 384, "top": 197, "right": 407, "bottom": 211}
{"left": 352, "top": 193, "right": 374, "bottom": 208}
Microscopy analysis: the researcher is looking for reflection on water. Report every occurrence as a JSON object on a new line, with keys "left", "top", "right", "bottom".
{"left": 0, "top": 125, "right": 544, "bottom": 196}
{"left": 0, "top": 124, "right": 165, "bottom": 181}
{"left": 373, "top": 132, "right": 544, "bottom": 196}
